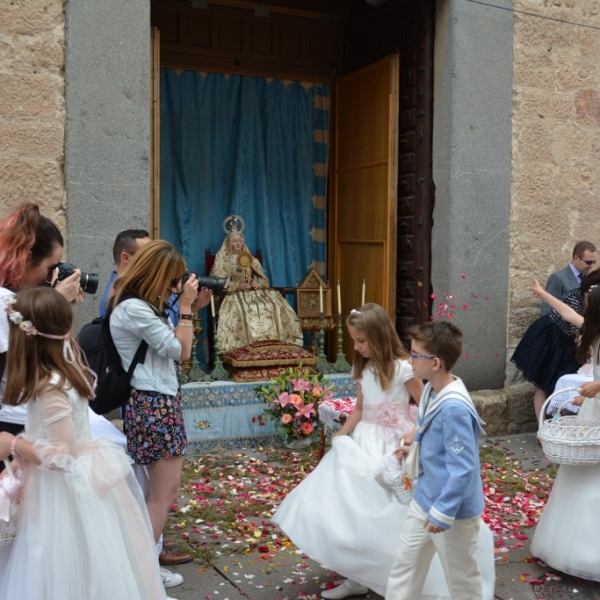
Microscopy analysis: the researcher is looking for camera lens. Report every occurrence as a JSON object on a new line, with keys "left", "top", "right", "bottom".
{"left": 80, "top": 272, "right": 99, "bottom": 295}
{"left": 55, "top": 262, "right": 99, "bottom": 294}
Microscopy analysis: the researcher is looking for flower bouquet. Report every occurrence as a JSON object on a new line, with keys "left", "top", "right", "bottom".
{"left": 254, "top": 366, "right": 333, "bottom": 447}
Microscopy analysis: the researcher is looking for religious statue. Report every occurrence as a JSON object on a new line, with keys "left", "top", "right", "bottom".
{"left": 210, "top": 215, "right": 303, "bottom": 354}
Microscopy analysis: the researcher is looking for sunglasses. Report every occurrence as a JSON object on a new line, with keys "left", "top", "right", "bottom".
{"left": 577, "top": 256, "right": 597, "bottom": 266}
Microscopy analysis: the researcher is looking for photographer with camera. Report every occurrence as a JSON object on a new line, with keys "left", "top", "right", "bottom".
{"left": 99, "top": 229, "right": 151, "bottom": 318}
{"left": 108, "top": 240, "right": 210, "bottom": 591}
{"left": 0, "top": 203, "right": 86, "bottom": 446}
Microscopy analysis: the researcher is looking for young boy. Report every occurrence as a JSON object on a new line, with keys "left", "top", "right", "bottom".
{"left": 386, "top": 321, "right": 486, "bottom": 600}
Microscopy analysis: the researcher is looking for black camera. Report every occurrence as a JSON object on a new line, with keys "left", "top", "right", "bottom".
{"left": 181, "top": 271, "right": 226, "bottom": 297}
{"left": 55, "top": 262, "right": 99, "bottom": 295}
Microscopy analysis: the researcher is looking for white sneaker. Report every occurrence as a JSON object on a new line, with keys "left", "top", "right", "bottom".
{"left": 160, "top": 566, "right": 184, "bottom": 588}
{"left": 321, "top": 579, "right": 369, "bottom": 599}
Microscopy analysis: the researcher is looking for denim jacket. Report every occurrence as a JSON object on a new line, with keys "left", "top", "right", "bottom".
{"left": 110, "top": 298, "right": 182, "bottom": 397}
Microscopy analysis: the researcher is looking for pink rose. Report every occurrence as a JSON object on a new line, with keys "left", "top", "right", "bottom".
{"left": 290, "top": 394, "right": 303, "bottom": 407}
{"left": 301, "top": 422, "right": 314, "bottom": 435}
{"left": 281, "top": 414, "right": 292, "bottom": 424}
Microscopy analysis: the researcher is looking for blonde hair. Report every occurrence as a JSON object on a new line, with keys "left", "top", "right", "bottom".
{"left": 346, "top": 303, "right": 410, "bottom": 390}
{"left": 108, "top": 239, "right": 186, "bottom": 313}
{"left": 4, "top": 287, "right": 95, "bottom": 405}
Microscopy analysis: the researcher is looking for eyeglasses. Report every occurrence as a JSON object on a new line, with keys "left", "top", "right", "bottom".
{"left": 410, "top": 353, "right": 438, "bottom": 360}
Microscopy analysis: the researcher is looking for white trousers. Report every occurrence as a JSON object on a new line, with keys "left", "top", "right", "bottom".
{"left": 386, "top": 500, "right": 483, "bottom": 600}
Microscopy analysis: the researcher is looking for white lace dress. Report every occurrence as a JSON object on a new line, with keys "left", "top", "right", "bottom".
{"left": 0, "top": 376, "right": 166, "bottom": 600}
{"left": 272, "top": 360, "right": 496, "bottom": 598}
{"left": 530, "top": 341, "right": 600, "bottom": 580}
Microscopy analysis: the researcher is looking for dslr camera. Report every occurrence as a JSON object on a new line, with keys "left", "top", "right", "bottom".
{"left": 55, "top": 262, "right": 100, "bottom": 295}
{"left": 181, "top": 271, "right": 226, "bottom": 297}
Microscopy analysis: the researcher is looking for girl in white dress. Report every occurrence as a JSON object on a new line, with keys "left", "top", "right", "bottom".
{"left": 272, "top": 303, "right": 496, "bottom": 599}
{"left": 529, "top": 280, "right": 600, "bottom": 580}
{"left": 0, "top": 287, "right": 167, "bottom": 600}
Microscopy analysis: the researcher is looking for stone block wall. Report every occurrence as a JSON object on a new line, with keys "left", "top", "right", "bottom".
{"left": 508, "top": 1, "right": 600, "bottom": 402}
{"left": 0, "top": 0, "right": 66, "bottom": 228}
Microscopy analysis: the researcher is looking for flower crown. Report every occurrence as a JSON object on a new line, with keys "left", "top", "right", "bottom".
{"left": 5, "top": 297, "right": 69, "bottom": 340}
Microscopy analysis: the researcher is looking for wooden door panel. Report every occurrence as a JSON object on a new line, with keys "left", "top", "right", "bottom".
{"left": 339, "top": 241, "right": 385, "bottom": 308}
{"left": 337, "top": 165, "right": 389, "bottom": 239}
{"left": 330, "top": 53, "right": 399, "bottom": 359}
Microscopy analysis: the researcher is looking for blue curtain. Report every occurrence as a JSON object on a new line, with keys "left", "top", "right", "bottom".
{"left": 160, "top": 69, "right": 330, "bottom": 285}
{"left": 159, "top": 69, "right": 330, "bottom": 365}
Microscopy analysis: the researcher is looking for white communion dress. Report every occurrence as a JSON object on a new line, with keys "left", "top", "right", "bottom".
{"left": 530, "top": 341, "right": 600, "bottom": 581}
{"left": 272, "top": 360, "right": 496, "bottom": 599}
{"left": 0, "top": 375, "right": 166, "bottom": 600}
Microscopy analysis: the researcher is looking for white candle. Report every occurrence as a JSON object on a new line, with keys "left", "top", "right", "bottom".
{"left": 337, "top": 280, "right": 342, "bottom": 315}
{"left": 361, "top": 279, "right": 366, "bottom": 306}
{"left": 210, "top": 293, "right": 215, "bottom": 317}
{"left": 319, "top": 284, "right": 324, "bottom": 313}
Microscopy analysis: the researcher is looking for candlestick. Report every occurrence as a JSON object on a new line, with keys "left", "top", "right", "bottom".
{"left": 210, "top": 315, "right": 230, "bottom": 381}
{"left": 210, "top": 293, "right": 215, "bottom": 317}
{"left": 316, "top": 312, "right": 335, "bottom": 374}
{"left": 337, "top": 280, "right": 342, "bottom": 315}
{"left": 361, "top": 279, "right": 366, "bottom": 306}
{"left": 319, "top": 284, "right": 324, "bottom": 313}
{"left": 187, "top": 313, "right": 211, "bottom": 382}
{"left": 333, "top": 313, "right": 351, "bottom": 373}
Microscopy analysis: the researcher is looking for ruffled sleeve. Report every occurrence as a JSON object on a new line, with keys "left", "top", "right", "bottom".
{"left": 396, "top": 359, "right": 415, "bottom": 384}
{"left": 33, "top": 383, "right": 78, "bottom": 470}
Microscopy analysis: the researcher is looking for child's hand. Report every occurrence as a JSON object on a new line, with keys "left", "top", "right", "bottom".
{"left": 527, "top": 279, "right": 545, "bottom": 300}
{"left": 423, "top": 518, "right": 444, "bottom": 534}
{"left": 578, "top": 381, "right": 600, "bottom": 399}
{"left": 394, "top": 440, "right": 410, "bottom": 463}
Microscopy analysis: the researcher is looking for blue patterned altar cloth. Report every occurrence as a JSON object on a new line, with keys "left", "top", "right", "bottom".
{"left": 182, "top": 373, "right": 355, "bottom": 453}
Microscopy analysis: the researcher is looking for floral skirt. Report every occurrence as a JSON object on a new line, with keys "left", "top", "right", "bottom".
{"left": 123, "top": 386, "right": 187, "bottom": 466}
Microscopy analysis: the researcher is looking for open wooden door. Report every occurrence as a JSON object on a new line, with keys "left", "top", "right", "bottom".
{"left": 329, "top": 54, "right": 399, "bottom": 357}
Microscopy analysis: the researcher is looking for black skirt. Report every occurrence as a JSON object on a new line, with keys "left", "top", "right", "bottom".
{"left": 511, "top": 314, "right": 581, "bottom": 393}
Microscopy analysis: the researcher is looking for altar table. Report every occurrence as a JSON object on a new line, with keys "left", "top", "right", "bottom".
{"left": 182, "top": 373, "right": 356, "bottom": 453}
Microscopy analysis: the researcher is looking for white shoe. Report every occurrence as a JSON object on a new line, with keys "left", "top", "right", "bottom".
{"left": 161, "top": 567, "right": 184, "bottom": 588}
{"left": 321, "top": 579, "right": 369, "bottom": 599}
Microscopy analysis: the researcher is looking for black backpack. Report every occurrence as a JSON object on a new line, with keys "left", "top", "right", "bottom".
{"left": 77, "top": 295, "right": 148, "bottom": 415}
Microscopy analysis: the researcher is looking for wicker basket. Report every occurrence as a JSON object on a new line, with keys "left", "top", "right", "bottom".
{"left": 539, "top": 387, "right": 600, "bottom": 466}
{"left": 390, "top": 471, "right": 417, "bottom": 505}
{"left": 0, "top": 460, "right": 20, "bottom": 547}
{"left": 383, "top": 446, "right": 417, "bottom": 504}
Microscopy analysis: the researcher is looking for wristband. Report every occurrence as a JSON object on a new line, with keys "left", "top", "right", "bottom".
{"left": 178, "top": 313, "right": 194, "bottom": 320}
{"left": 176, "top": 322, "right": 194, "bottom": 328}
{"left": 9, "top": 435, "right": 19, "bottom": 457}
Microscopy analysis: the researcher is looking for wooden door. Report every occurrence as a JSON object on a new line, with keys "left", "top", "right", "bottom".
{"left": 329, "top": 54, "right": 399, "bottom": 357}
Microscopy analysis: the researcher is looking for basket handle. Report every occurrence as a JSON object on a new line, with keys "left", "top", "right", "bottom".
{"left": 538, "top": 387, "right": 580, "bottom": 432}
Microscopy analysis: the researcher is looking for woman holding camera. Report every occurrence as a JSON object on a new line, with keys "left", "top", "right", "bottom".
{"left": 108, "top": 239, "right": 209, "bottom": 590}
{"left": 0, "top": 203, "right": 83, "bottom": 442}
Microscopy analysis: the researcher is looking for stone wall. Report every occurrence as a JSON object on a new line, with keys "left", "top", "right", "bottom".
{"left": 0, "top": 0, "right": 66, "bottom": 228}
{"left": 509, "top": 0, "right": 600, "bottom": 363}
